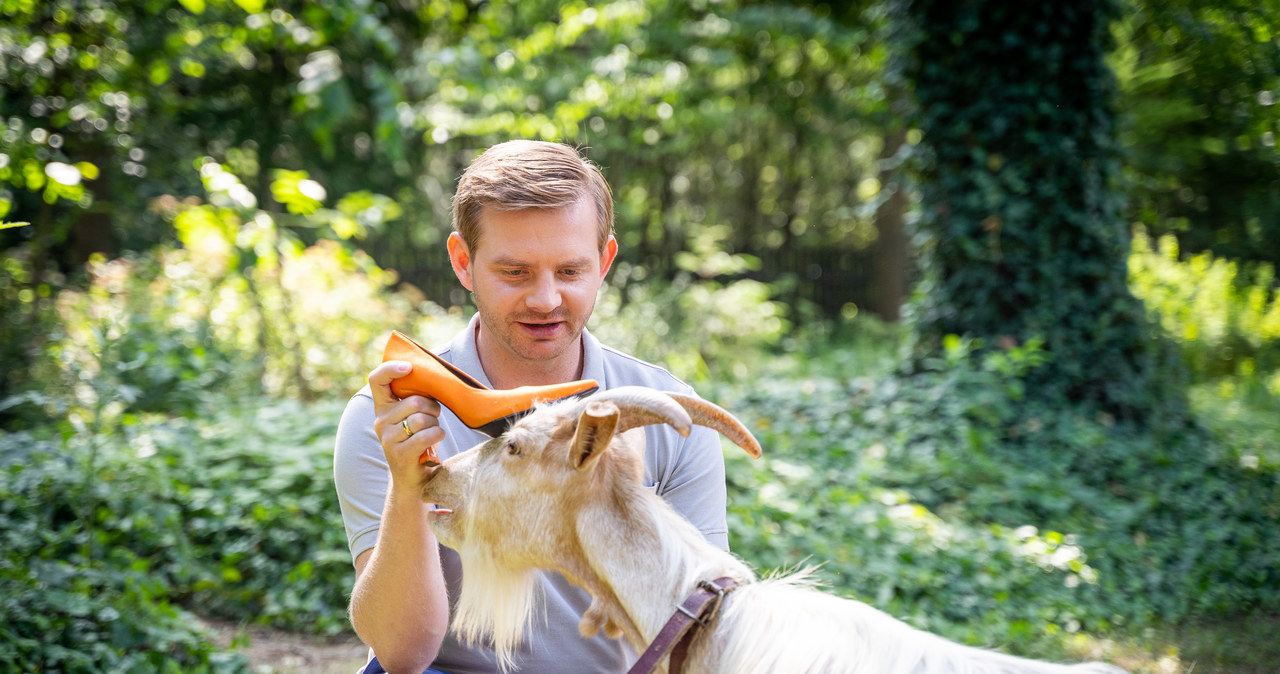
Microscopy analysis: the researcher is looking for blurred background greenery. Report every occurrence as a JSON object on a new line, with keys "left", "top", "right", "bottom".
{"left": 1, "top": 0, "right": 1278, "bottom": 671}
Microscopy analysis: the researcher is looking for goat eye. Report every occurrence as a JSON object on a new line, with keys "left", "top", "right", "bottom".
{"left": 506, "top": 442, "right": 521, "bottom": 457}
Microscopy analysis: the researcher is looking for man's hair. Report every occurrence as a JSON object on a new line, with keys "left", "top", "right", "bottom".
{"left": 452, "top": 140, "right": 614, "bottom": 254}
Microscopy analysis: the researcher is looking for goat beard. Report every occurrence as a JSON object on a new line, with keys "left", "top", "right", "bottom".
{"left": 454, "top": 539, "right": 542, "bottom": 673}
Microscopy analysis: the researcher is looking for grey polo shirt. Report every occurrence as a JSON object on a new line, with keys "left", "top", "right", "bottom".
{"left": 334, "top": 315, "right": 730, "bottom": 673}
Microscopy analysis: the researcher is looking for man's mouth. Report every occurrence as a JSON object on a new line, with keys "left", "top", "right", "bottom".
{"left": 518, "top": 320, "right": 564, "bottom": 337}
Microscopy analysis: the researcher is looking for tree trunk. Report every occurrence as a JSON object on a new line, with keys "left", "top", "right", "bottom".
{"left": 892, "top": 0, "right": 1185, "bottom": 423}
{"left": 871, "top": 128, "right": 908, "bottom": 323}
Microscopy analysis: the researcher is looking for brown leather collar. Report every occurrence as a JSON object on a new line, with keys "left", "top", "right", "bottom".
{"left": 626, "top": 577, "right": 739, "bottom": 674}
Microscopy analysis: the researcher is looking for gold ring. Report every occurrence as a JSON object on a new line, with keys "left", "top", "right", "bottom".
{"left": 401, "top": 419, "right": 413, "bottom": 438}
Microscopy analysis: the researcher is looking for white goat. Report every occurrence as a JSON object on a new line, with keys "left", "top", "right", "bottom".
{"left": 420, "top": 387, "right": 1126, "bottom": 674}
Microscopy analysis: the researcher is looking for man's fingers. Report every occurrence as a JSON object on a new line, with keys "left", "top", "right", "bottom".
{"left": 368, "top": 360, "right": 413, "bottom": 406}
{"left": 369, "top": 361, "right": 447, "bottom": 477}
{"left": 370, "top": 363, "right": 444, "bottom": 418}
{"left": 400, "top": 407, "right": 444, "bottom": 435}
{"left": 379, "top": 403, "right": 444, "bottom": 442}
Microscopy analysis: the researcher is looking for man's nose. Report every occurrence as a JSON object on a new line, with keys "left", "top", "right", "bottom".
{"left": 525, "top": 274, "right": 562, "bottom": 313}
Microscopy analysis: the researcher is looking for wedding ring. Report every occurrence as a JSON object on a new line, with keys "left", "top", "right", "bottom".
{"left": 401, "top": 418, "right": 413, "bottom": 438}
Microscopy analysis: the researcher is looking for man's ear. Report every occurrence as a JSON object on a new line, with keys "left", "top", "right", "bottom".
{"left": 447, "top": 232, "right": 474, "bottom": 291}
{"left": 599, "top": 235, "right": 618, "bottom": 281}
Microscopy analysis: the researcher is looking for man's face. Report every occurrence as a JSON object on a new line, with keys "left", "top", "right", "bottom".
{"left": 448, "top": 198, "right": 617, "bottom": 368}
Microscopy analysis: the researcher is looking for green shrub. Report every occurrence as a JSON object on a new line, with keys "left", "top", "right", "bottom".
{"left": 714, "top": 343, "right": 1116, "bottom": 659}
{"left": 3, "top": 166, "right": 463, "bottom": 431}
{"left": 892, "top": 0, "right": 1182, "bottom": 424}
{"left": 2, "top": 157, "right": 1277, "bottom": 666}
{"left": 591, "top": 264, "right": 791, "bottom": 384}
{"left": 0, "top": 431, "right": 250, "bottom": 672}
{"left": 713, "top": 332, "right": 1280, "bottom": 645}
{"left": 3, "top": 313, "right": 1278, "bottom": 666}
{"left": 152, "top": 399, "right": 355, "bottom": 633}
{"left": 1129, "top": 226, "right": 1280, "bottom": 385}
{"left": 0, "top": 395, "right": 356, "bottom": 666}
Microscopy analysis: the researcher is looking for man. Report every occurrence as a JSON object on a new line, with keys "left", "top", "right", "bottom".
{"left": 333, "top": 140, "right": 731, "bottom": 673}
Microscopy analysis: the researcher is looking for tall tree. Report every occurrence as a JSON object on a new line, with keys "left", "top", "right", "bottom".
{"left": 891, "top": 0, "right": 1185, "bottom": 422}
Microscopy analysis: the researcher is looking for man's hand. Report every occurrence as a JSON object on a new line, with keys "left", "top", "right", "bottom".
{"left": 349, "top": 360, "right": 452, "bottom": 672}
{"left": 369, "top": 360, "right": 445, "bottom": 487}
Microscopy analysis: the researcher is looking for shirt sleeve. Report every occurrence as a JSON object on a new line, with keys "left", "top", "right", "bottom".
{"left": 333, "top": 388, "right": 390, "bottom": 565}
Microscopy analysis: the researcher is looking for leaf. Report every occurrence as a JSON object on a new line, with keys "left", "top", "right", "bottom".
{"left": 74, "top": 161, "right": 100, "bottom": 180}
{"left": 149, "top": 60, "right": 171, "bottom": 85}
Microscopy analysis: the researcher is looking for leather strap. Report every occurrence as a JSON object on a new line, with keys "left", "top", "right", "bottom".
{"left": 626, "top": 577, "right": 738, "bottom": 674}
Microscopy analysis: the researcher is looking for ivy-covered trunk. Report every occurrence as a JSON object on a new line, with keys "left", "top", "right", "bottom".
{"left": 892, "top": 0, "right": 1184, "bottom": 423}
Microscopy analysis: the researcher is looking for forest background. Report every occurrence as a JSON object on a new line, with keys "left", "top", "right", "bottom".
{"left": 2, "top": 0, "right": 1279, "bottom": 672}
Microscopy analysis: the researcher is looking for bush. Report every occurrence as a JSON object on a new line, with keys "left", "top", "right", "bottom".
{"left": 0, "top": 430, "right": 250, "bottom": 672}
{"left": 591, "top": 262, "right": 791, "bottom": 384}
{"left": 0, "top": 396, "right": 355, "bottom": 667}
{"left": 1129, "top": 226, "right": 1280, "bottom": 386}
{"left": 713, "top": 331, "right": 1280, "bottom": 649}
{"left": 2, "top": 166, "right": 463, "bottom": 431}
{"left": 715, "top": 342, "right": 1116, "bottom": 659}
{"left": 3, "top": 163, "right": 1278, "bottom": 667}
{"left": 3, "top": 302, "right": 1278, "bottom": 667}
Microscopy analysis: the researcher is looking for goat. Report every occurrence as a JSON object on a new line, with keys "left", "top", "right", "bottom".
{"left": 420, "top": 386, "right": 1126, "bottom": 674}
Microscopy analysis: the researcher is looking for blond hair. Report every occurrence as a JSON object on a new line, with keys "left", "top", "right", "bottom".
{"left": 452, "top": 140, "right": 614, "bottom": 254}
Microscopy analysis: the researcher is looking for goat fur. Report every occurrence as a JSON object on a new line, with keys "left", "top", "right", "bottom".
{"left": 420, "top": 387, "right": 1126, "bottom": 674}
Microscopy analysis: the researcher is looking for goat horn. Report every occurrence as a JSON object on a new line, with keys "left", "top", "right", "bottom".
{"left": 586, "top": 387, "right": 694, "bottom": 438}
{"left": 666, "top": 393, "right": 763, "bottom": 459}
{"left": 587, "top": 387, "right": 763, "bottom": 459}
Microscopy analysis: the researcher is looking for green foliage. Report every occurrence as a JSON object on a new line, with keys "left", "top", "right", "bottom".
{"left": 362, "top": 0, "right": 892, "bottom": 316}
{"left": 0, "top": 429, "right": 251, "bottom": 672}
{"left": 0, "top": 0, "right": 427, "bottom": 246}
{"left": 0, "top": 0, "right": 438, "bottom": 410}
{"left": 0, "top": 0, "right": 891, "bottom": 336}
{"left": 714, "top": 329, "right": 1280, "bottom": 656}
{"left": 137, "top": 399, "right": 355, "bottom": 633}
{"left": 1113, "top": 0, "right": 1280, "bottom": 266}
{"left": 891, "top": 0, "right": 1186, "bottom": 423}
{"left": 2, "top": 165, "right": 460, "bottom": 430}
{"left": 0, "top": 248, "right": 61, "bottom": 423}
{"left": 0, "top": 397, "right": 354, "bottom": 668}
{"left": 0, "top": 169, "right": 451, "bottom": 660}
{"left": 1, "top": 251, "right": 1278, "bottom": 667}
{"left": 3, "top": 1, "right": 1279, "bottom": 669}
{"left": 592, "top": 254, "right": 791, "bottom": 383}
{"left": 1128, "top": 226, "right": 1280, "bottom": 385}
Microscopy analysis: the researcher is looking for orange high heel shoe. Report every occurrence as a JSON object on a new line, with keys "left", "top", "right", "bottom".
{"left": 382, "top": 330, "right": 599, "bottom": 445}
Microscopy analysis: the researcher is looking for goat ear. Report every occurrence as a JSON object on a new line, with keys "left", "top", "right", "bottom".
{"left": 571, "top": 401, "right": 620, "bottom": 470}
